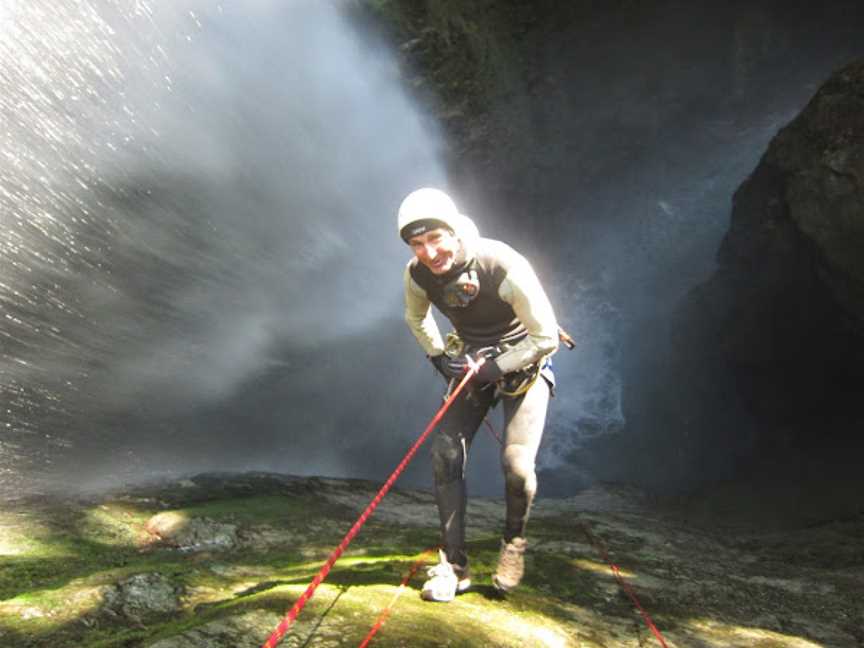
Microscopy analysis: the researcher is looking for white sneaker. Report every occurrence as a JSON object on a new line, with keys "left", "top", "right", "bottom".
{"left": 420, "top": 550, "right": 471, "bottom": 602}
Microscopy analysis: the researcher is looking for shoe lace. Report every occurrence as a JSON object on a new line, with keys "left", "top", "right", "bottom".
{"left": 426, "top": 559, "right": 455, "bottom": 579}
{"left": 498, "top": 543, "right": 523, "bottom": 573}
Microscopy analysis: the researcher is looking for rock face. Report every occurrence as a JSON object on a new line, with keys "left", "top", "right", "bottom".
{"left": 709, "top": 59, "right": 864, "bottom": 436}
{"left": 746, "top": 60, "right": 864, "bottom": 325}
{"left": 145, "top": 512, "right": 238, "bottom": 552}
{"left": 147, "top": 610, "right": 282, "bottom": 648}
{"left": 103, "top": 573, "right": 181, "bottom": 620}
{"left": 646, "top": 58, "right": 864, "bottom": 483}
{"left": 594, "top": 59, "right": 864, "bottom": 491}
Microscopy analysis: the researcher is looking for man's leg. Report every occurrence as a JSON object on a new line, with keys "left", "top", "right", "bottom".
{"left": 493, "top": 376, "right": 550, "bottom": 590}
{"left": 430, "top": 385, "right": 494, "bottom": 568}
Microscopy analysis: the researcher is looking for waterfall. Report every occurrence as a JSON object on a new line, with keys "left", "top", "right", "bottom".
{"left": 0, "top": 0, "right": 445, "bottom": 496}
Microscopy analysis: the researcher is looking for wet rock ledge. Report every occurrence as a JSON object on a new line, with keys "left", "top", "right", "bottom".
{"left": 0, "top": 472, "right": 861, "bottom": 647}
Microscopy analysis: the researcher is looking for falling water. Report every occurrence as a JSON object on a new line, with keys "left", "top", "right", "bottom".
{"left": 0, "top": 0, "right": 446, "bottom": 497}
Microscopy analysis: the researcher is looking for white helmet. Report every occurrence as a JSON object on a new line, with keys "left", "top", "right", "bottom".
{"left": 397, "top": 187, "right": 478, "bottom": 242}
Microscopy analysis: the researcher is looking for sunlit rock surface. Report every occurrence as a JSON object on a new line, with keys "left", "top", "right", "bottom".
{"left": 0, "top": 473, "right": 860, "bottom": 647}
{"left": 144, "top": 511, "right": 238, "bottom": 552}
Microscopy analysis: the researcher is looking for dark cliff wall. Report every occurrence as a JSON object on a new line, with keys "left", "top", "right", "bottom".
{"left": 600, "top": 60, "right": 864, "bottom": 484}
{"left": 704, "top": 59, "right": 864, "bottom": 445}
{"left": 622, "top": 59, "right": 864, "bottom": 490}
{"left": 363, "top": 0, "right": 864, "bottom": 240}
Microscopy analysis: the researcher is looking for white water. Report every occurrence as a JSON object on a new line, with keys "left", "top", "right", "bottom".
{"left": 0, "top": 0, "right": 446, "bottom": 496}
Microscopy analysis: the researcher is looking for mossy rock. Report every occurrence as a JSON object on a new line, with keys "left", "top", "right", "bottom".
{"left": 0, "top": 472, "right": 860, "bottom": 647}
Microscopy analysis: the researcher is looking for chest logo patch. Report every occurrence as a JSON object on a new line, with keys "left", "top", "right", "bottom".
{"left": 443, "top": 269, "right": 480, "bottom": 308}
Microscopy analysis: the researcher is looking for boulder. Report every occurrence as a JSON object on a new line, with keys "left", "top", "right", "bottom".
{"left": 145, "top": 511, "right": 238, "bottom": 552}
{"left": 613, "top": 58, "right": 864, "bottom": 490}
{"left": 103, "top": 573, "right": 180, "bottom": 620}
{"left": 712, "top": 58, "right": 864, "bottom": 432}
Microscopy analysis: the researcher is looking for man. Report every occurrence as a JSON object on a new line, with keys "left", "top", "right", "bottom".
{"left": 399, "top": 187, "right": 560, "bottom": 602}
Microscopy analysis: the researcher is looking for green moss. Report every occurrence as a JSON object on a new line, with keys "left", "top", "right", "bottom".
{"left": 2, "top": 476, "right": 859, "bottom": 647}
{"left": 176, "top": 494, "right": 342, "bottom": 525}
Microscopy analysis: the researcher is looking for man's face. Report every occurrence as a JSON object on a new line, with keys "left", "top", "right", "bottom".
{"left": 408, "top": 227, "right": 460, "bottom": 275}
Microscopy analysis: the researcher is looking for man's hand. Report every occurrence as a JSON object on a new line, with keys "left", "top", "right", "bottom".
{"left": 430, "top": 352, "right": 504, "bottom": 383}
{"left": 474, "top": 357, "right": 503, "bottom": 384}
{"left": 429, "top": 353, "right": 470, "bottom": 380}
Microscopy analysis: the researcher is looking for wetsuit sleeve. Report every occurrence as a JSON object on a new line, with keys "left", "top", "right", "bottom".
{"left": 404, "top": 264, "right": 446, "bottom": 356}
{"left": 494, "top": 255, "right": 559, "bottom": 374}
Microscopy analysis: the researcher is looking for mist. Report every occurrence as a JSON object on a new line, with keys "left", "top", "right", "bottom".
{"left": 0, "top": 0, "right": 446, "bottom": 497}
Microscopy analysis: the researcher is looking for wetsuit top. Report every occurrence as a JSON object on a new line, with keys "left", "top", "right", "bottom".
{"left": 404, "top": 237, "right": 559, "bottom": 375}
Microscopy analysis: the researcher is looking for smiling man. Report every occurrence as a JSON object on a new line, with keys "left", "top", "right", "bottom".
{"left": 398, "top": 187, "right": 560, "bottom": 602}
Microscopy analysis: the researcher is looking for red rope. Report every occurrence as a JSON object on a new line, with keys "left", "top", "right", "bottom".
{"left": 482, "top": 417, "right": 503, "bottom": 445}
{"left": 580, "top": 523, "right": 669, "bottom": 648}
{"left": 260, "top": 363, "right": 482, "bottom": 648}
{"left": 356, "top": 547, "right": 438, "bottom": 648}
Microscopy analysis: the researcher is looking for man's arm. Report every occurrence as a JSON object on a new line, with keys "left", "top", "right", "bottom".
{"left": 494, "top": 254, "right": 559, "bottom": 374}
{"left": 404, "top": 264, "right": 446, "bottom": 356}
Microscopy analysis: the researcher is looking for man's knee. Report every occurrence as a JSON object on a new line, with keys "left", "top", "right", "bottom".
{"left": 502, "top": 444, "right": 534, "bottom": 478}
{"left": 502, "top": 444, "right": 537, "bottom": 493}
{"left": 432, "top": 433, "right": 465, "bottom": 484}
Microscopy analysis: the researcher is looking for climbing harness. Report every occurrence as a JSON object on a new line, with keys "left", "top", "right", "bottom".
{"left": 443, "top": 331, "right": 545, "bottom": 400}
{"left": 495, "top": 361, "right": 543, "bottom": 398}
{"left": 442, "top": 326, "right": 574, "bottom": 400}
{"left": 494, "top": 326, "right": 575, "bottom": 395}
{"left": 260, "top": 359, "right": 485, "bottom": 648}
{"left": 444, "top": 331, "right": 465, "bottom": 358}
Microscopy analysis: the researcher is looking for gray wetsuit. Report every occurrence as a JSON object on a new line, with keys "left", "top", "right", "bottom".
{"left": 404, "top": 236, "right": 559, "bottom": 567}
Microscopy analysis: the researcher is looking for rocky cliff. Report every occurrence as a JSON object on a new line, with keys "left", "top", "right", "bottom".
{"left": 715, "top": 58, "right": 864, "bottom": 429}
{"left": 668, "top": 58, "right": 864, "bottom": 475}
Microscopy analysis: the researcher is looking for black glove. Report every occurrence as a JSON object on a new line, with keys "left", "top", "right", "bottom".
{"left": 474, "top": 358, "right": 503, "bottom": 384}
{"left": 429, "top": 353, "right": 504, "bottom": 384}
{"left": 428, "top": 353, "right": 470, "bottom": 380}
